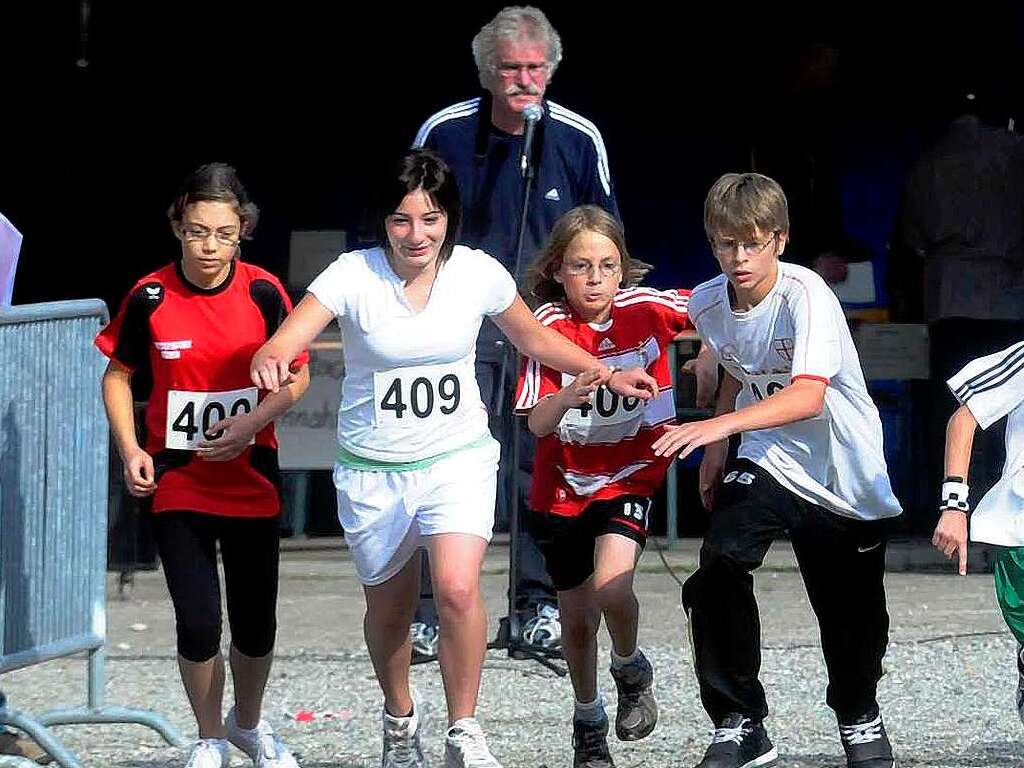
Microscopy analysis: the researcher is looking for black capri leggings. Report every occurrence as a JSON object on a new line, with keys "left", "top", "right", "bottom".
{"left": 152, "top": 511, "right": 280, "bottom": 662}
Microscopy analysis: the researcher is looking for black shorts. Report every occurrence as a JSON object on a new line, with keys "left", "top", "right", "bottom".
{"left": 527, "top": 495, "right": 651, "bottom": 591}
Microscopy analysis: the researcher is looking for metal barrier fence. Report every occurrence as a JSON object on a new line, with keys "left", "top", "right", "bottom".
{"left": 0, "top": 300, "right": 183, "bottom": 768}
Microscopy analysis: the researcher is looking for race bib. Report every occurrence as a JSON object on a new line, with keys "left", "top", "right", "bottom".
{"left": 373, "top": 361, "right": 467, "bottom": 428}
{"left": 165, "top": 387, "right": 258, "bottom": 450}
{"left": 558, "top": 373, "right": 644, "bottom": 433}
{"left": 745, "top": 372, "right": 788, "bottom": 403}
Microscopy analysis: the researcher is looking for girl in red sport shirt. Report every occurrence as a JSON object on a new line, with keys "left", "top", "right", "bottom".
{"left": 514, "top": 205, "right": 698, "bottom": 768}
{"left": 98, "top": 164, "right": 308, "bottom": 768}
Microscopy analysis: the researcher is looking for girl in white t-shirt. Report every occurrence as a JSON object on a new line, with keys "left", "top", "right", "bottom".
{"left": 249, "top": 150, "right": 656, "bottom": 768}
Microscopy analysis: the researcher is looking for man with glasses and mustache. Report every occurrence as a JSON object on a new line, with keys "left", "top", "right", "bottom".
{"left": 410, "top": 6, "right": 620, "bottom": 662}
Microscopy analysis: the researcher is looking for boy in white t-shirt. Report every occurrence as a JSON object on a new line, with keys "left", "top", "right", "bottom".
{"left": 651, "top": 173, "right": 902, "bottom": 768}
{"left": 933, "top": 341, "right": 1024, "bottom": 726}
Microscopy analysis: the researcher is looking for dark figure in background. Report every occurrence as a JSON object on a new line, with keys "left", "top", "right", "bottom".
{"left": 749, "top": 43, "right": 871, "bottom": 284}
{"left": 892, "top": 88, "right": 1024, "bottom": 523}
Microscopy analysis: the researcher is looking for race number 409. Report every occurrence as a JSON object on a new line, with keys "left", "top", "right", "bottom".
{"left": 166, "top": 387, "right": 258, "bottom": 450}
{"left": 373, "top": 362, "right": 465, "bottom": 427}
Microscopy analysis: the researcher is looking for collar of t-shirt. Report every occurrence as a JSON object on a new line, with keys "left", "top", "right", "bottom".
{"left": 173, "top": 259, "right": 237, "bottom": 296}
{"left": 726, "top": 265, "right": 782, "bottom": 321}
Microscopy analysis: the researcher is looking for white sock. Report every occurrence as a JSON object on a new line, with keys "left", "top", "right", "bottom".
{"left": 574, "top": 695, "right": 605, "bottom": 724}
{"left": 611, "top": 647, "right": 640, "bottom": 668}
{"left": 384, "top": 703, "right": 415, "bottom": 721}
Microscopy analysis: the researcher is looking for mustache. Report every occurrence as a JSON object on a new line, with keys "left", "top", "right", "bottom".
{"left": 504, "top": 83, "right": 542, "bottom": 96}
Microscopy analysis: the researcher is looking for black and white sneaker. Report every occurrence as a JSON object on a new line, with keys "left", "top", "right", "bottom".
{"left": 694, "top": 713, "right": 778, "bottom": 768}
{"left": 838, "top": 713, "right": 895, "bottom": 768}
{"left": 609, "top": 649, "right": 658, "bottom": 740}
{"left": 410, "top": 622, "right": 439, "bottom": 663}
{"left": 572, "top": 715, "right": 614, "bottom": 768}
{"left": 1015, "top": 644, "right": 1024, "bottom": 727}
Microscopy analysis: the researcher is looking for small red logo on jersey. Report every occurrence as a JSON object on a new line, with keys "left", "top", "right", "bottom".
{"left": 773, "top": 338, "right": 794, "bottom": 361}
{"left": 556, "top": 488, "right": 567, "bottom": 501}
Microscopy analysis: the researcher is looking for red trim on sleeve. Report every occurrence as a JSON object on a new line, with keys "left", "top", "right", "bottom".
{"left": 792, "top": 374, "right": 830, "bottom": 385}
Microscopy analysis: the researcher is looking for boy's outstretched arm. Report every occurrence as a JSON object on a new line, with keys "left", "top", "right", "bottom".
{"left": 651, "top": 377, "right": 825, "bottom": 461}
{"left": 932, "top": 405, "right": 979, "bottom": 575}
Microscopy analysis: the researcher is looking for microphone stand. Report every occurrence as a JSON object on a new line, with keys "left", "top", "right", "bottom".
{"left": 488, "top": 109, "right": 567, "bottom": 676}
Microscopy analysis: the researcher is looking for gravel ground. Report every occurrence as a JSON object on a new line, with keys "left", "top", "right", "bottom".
{"left": 2, "top": 543, "right": 1022, "bottom": 767}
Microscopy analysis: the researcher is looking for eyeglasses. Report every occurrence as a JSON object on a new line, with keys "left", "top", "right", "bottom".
{"left": 497, "top": 62, "right": 548, "bottom": 78}
{"left": 710, "top": 231, "right": 779, "bottom": 257}
{"left": 180, "top": 224, "right": 240, "bottom": 247}
{"left": 563, "top": 261, "right": 621, "bottom": 278}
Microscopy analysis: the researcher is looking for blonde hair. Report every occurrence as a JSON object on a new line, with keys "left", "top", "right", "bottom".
{"left": 704, "top": 172, "right": 790, "bottom": 240}
{"left": 527, "top": 205, "right": 650, "bottom": 306}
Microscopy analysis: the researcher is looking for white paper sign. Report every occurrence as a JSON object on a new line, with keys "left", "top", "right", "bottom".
{"left": 831, "top": 261, "right": 876, "bottom": 304}
{"left": 0, "top": 212, "right": 23, "bottom": 306}
{"left": 276, "top": 341, "right": 343, "bottom": 470}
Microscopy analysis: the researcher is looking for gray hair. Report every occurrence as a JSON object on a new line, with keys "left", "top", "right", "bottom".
{"left": 471, "top": 6, "right": 563, "bottom": 90}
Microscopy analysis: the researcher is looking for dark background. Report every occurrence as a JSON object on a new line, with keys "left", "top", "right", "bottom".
{"left": 5, "top": 3, "right": 1023, "bottom": 539}
{"left": 4, "top": 3, "right": 1022, "bottom": 314}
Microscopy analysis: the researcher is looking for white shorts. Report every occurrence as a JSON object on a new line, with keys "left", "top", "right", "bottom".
{"left": 334, "top": 438, "right": 500, "bottom": 586}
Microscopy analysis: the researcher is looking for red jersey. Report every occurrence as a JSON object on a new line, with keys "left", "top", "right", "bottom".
{"left": 96, "top": 260, "right": 309, "bottom": 518}
{"left": 514, "top": 287, "right": 692, "bottom": 517}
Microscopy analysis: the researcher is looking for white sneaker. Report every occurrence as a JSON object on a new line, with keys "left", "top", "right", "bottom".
{"left": 444, "top": 718, "right": 502, "bottom": 768}
{"left": 185, "top": 738, "right": 233, "bottom": 768}
{"left": 225, "top": 708, "right": 300, "bottom": 767}
{"left": 382, "top": 699, "right": 428, "bottom": 767}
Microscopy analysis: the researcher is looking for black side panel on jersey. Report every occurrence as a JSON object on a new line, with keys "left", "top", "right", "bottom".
{"left": 249, "top": 445, "right": 282, "bottom": 499}
{"left": 152, "top": 448, "right": 193, "bottom": 481}
{"left": 114, "top": 282, "right": 164, "bottom": 370}
{"left": 249, "top": 279, "right": 286, "bottom": 341}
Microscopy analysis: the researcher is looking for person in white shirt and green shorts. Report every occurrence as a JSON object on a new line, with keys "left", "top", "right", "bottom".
{"left": 933, "top": 341, "right": 1024, "bottom": 726}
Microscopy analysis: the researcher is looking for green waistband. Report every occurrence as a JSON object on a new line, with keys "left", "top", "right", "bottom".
{"left": 336, "top": 432, "right": 492, "bottom": 472}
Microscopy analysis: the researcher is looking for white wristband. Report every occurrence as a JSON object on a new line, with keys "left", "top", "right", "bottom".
{"left": 940, "top": 480, "right": 970, "bottom": 513}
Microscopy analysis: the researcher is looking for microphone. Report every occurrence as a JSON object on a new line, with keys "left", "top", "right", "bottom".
{"left": 520, "top": 102, "right": 544, "bottom": 178}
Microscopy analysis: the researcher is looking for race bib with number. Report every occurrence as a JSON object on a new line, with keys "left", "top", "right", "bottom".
{"left": 558, "top": 373, "right": 645, "bottom": 435}
{"left": 746, "top": 373, "right": 788, "bottom": 403}
{"left": 165, "top": 387, "right": 258, "bottom": 450}
{"left": 372, "top": 361, "right": 467, "bottom": 428}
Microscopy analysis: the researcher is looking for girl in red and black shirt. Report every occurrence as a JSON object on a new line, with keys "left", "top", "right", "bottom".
{"left": 97, "top": 164, "right": 308, "bottom": 768}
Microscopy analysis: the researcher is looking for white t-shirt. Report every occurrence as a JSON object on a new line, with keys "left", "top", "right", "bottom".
{"left": 307, "top": 245, "right": 517, "bottom": 462}
{"left": 947, "top": 341, "right": 1024, "bottom": 545}
{"left": 688, "top": 262, "right": 902, "bottom": 521}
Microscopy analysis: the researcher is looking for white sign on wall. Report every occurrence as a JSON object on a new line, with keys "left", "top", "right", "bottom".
{"left": 276, "top": 340, "right": 343, "bottom": 470}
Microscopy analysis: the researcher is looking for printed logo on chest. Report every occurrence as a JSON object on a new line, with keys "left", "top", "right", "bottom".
{"left": 153, "top": 339, "right": 192, "bottom": 360}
